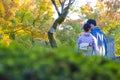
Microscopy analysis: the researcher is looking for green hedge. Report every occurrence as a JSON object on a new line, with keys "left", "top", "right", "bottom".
{"left": 0, "top": 42, "right": 120, "bottom": 80}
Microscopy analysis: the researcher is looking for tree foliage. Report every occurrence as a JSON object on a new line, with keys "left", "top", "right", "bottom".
{"left": 0, "top": 0, "right": 53, "bottom": 47}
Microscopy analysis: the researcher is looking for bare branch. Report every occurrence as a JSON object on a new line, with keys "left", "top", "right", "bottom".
{"left": 70, "top": 0, "right": 75, "bottom": 5}
{"left": 68, "top": 0, "right": 75, "bottom": 6}
{"left": 51, "top": 0, "right": 61, "bottom": 16}
{"left": 63, "top": 0, "right": 75, "bottom": 11}
{"left": 58, "top": 0, "right": 66, "bottom": 13}
{"left": 62, "top": 0, "right": 67, "bottom": 12}
{"left": 59, "top": 0, "right": 63, "bottom": 12}
{"left": 59, "top": 0, "right": 62, "bottom": 5}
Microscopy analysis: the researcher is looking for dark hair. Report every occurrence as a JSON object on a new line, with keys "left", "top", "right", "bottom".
{"left": 83, "top": 23, "right": 91, "bottom": 32}
{"left": 87, "top": 19, "right": 96, "bottom": 26}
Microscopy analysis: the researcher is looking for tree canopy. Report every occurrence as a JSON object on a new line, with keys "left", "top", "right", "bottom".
{"left": 0, "top": 0, "right": 120, "bottom": 55}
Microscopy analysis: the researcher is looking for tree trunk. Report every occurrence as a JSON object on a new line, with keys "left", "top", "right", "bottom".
{"left": 48, "top": 0, "right": 74, "bottom": 48}
{"left": 48, "top": 11, "right": 69, "bottom": 48}
{"left": 48, "top": 20, "right": 58, "bottom": 48}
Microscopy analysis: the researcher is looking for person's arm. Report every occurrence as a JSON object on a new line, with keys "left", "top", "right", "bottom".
{"left": 93, "top": 36, "right": 100, "bottom": 55}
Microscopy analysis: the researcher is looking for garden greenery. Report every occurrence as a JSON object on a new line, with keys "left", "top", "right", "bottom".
{"left": 0, "top": 42, "right": 120, "bottom": 80}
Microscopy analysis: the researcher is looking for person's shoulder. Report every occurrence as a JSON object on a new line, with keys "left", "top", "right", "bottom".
{"left": 90, "top": 33, "right": 97, "bottom": 40}
{"left": 91, "top": 27, "right": 98, "bottom": 33}
{"left": 93, "top": 27, "right": 100, "bottom": 31}
{"left": 93, "top": 27, "right": 105, "bottom": 34}
{"left": 90, "top": 33, "right": 95, "bottom": 37}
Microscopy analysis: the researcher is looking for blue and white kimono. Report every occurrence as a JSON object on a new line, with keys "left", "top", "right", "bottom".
{"left": 91, "top": 27, "right": 107, "bottom": 56}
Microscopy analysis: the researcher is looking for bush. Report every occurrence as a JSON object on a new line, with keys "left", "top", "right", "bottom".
{"left": 0, "top": 42, "right": 120, "bottom": 80}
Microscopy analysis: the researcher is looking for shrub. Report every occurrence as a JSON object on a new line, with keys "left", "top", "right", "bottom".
{"left": 0, "top": 42, "right": 120, "bottom": 80}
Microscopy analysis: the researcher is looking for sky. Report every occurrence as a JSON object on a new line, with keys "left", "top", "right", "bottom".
{"left": 74, "top": 0, "right": 97, "bottom": 8}
{"left": 68, "top": 0, "right": 97, "bottom": 20}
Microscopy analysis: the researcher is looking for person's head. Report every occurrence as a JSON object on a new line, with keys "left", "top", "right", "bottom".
{"left": 83, "top": 23, "right": 91, "bottom": 32}
{"left": 87, "top": 19, "right": 96, "bottom": 29}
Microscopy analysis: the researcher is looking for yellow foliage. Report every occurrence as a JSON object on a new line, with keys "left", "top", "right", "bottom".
{"left": 4, "top": 0, "right": 11, "bottom": 4}
{"left": 0, "top": 0, "right": 53, "bottom": 46}
{"left": 24, "top": 0, "right": 31, "bottom": 3}
{"left": 0, "top": 1, "right": 5, "bottom": 17}
{"left": 0, "top": 34, "right": 11, "bottom": 46}
{"left": 81, "top": 5, "right": 92, "bottom": 15}
{"left": 0, "top": 18, "right": 5, "bottom": 25}
{"left": 0, "top": 27, "right": 3, "bottom": 34}
{"left": 17, "top": 30, "right": 25, "bottom": 34}
{"left": 95, "top": 1, "right": 105, "bottom": 10}
{"left": 14, "top": 0, "right": 19, "bottom": 3}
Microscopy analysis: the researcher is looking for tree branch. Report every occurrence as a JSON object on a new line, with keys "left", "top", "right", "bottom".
{"left": 68, "top": 0, "right": 75, "bottom": 6}
{"left": 59, "top": 0, "right": 62, "bottom": 5}
{"left": 59, "top": 0, "right": 66, "bottom": 13}
{"left": 48, "top": 0, "right": 75, "bottom": 48}
{"left": 51, "top": 0, "right": 61, "bottom": 16}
